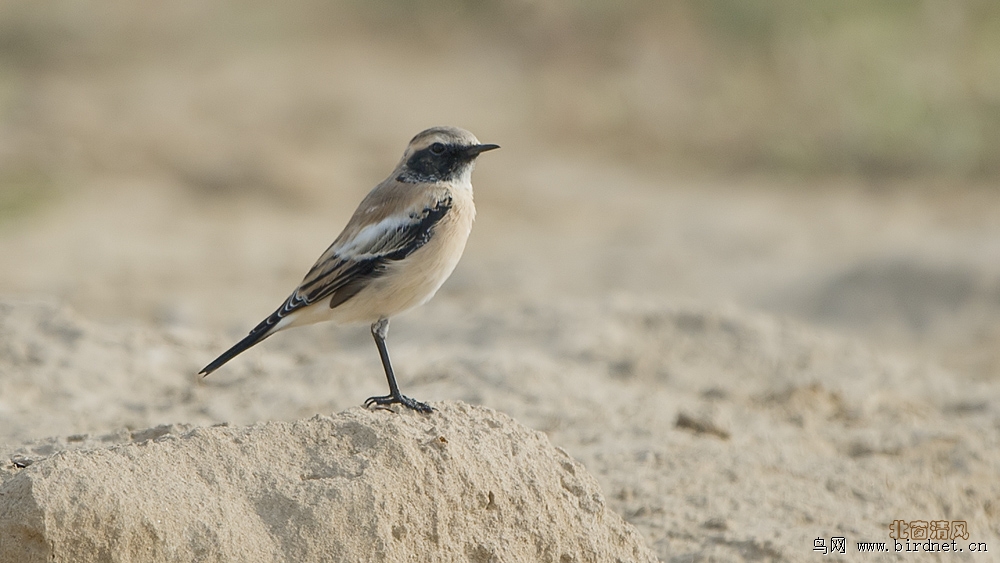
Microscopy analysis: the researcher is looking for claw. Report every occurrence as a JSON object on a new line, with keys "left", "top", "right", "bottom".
{"left": 364, "top": 394, "right": 434, "bottom": 413}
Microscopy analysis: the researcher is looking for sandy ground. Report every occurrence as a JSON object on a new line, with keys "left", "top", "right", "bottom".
{"left": 2, "top": 6, "right": 1000, "bottom": 561}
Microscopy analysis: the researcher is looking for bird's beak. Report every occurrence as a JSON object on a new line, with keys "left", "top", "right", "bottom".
{"left": 463, "top": 144, "right": 500, "bottom": 158}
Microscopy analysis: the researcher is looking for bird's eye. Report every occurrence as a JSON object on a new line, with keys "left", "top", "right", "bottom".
{"left": 430, "top": 142, "right": 446, "bottom": 155}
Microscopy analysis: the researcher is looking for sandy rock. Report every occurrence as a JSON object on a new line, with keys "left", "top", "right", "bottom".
{"left": 0, "top": 402, "right": 657, "bottom": 563}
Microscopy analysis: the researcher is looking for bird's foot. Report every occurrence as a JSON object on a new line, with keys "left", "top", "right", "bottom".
{"left": 364, "top": 393, "right": 434, "bottom": 414}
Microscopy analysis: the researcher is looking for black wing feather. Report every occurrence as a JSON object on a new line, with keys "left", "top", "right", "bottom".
{"left": 199, "top": 196, "right": 452, "bottom": 376}
{"left": 298, "top": 195, "right": 452, "bottom": 309}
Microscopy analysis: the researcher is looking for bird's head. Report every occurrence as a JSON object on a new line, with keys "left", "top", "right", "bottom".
{"left": 396, "top": 126, "right": 499, "bottom": 184}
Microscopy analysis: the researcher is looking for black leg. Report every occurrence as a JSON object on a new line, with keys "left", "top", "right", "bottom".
{"left": 364, "top": 318, "right": 433, "bottom": 413}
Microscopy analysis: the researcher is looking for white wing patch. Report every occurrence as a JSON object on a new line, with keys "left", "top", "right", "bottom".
{"left": 335, "top": 215, "right": 417, "bottom": 260}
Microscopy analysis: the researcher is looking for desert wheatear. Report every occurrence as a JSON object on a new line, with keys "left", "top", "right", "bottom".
{"left": 200, "top": 126, "right": 498, "bottom": 412}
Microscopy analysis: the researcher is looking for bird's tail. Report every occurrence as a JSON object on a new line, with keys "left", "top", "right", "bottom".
{"left": 199, "top": 310, "right": 283, "bottom": 376}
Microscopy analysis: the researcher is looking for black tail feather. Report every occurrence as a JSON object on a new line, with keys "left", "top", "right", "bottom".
{"left": 199, "top": 311, "right": 282, "bottom": 376}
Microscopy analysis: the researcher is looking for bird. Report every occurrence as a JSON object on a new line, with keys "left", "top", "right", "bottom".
{"left": 199, "top": 126, "right": 498, "bottom": 413}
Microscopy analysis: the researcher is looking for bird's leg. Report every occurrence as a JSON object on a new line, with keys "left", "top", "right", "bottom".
{"left": 364, "top": 317, "right": 433, "bottom": 413}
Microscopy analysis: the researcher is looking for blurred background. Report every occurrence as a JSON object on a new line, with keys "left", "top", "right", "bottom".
{"left": 1, "top": 0, "right": 999, "bottom": 379}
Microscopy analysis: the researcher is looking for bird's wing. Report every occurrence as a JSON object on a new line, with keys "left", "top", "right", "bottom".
{"left": 270, "top": 188, "right": 454, "bottom": 325}
{"left": 198, "top": 183, "right": 452, "bottom": 376}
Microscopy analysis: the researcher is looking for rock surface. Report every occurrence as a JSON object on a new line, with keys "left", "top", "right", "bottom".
{"left": 0, "top": 402, "right": 657, "bottom": 563}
